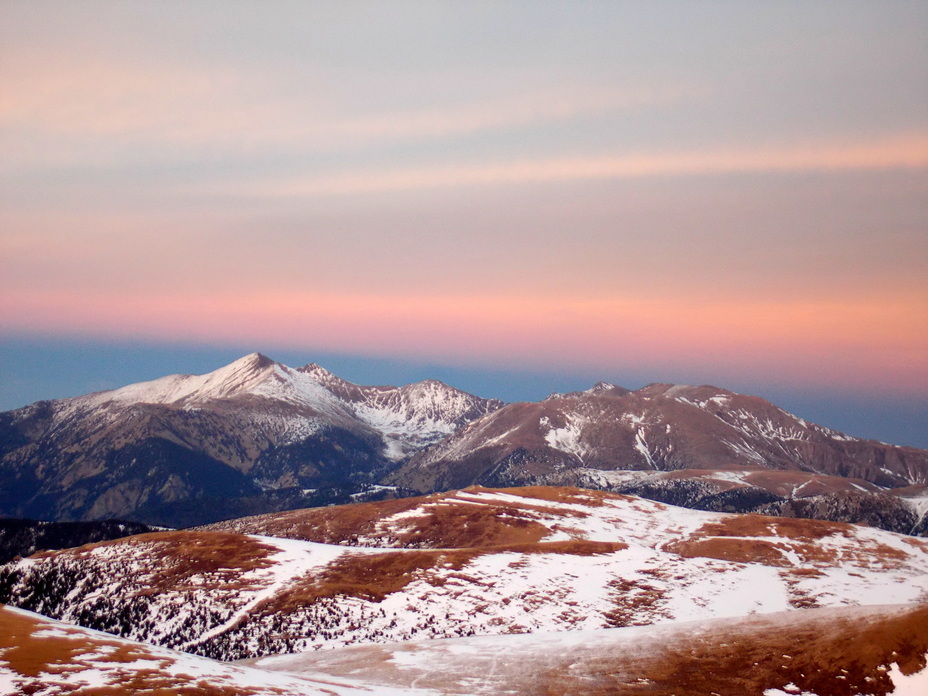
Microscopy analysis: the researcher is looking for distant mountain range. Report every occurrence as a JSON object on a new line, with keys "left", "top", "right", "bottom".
{"left": 0, "top": 518, "right": 160, "bottom": 565}
{"left": 0, "top": 353, "right": 499, "bottom": 525}
{"left": 1, "top": 353, "right": 926, "bottom": 532}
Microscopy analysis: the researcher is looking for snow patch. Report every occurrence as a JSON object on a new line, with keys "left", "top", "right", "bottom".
{"left": 544, "top": 416, "right": 589, "bottom": 460}
{"left": 887, "top": 660, "right": 928, "bottom": 695}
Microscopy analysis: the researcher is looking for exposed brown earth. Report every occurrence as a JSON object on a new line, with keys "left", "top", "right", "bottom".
{"left": 274, "top": 538, "right": 627, "bottom": 609}
{"left": 666, "top": 514, "right": 914, "bottom": 569}
{"left": 40, "top": 531, "right": 279, "bottom": 595}
{"left": 200, "top": 485, "right": 617, "bottom": 548}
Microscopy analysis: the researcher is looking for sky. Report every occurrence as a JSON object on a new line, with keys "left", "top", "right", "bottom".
{"left": 1, "top": 1, "right": 926, "bottom": 447}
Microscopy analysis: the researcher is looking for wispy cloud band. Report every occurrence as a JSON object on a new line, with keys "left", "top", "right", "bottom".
{"left": 227, "top": 134, "right": 928, "bottom": 197}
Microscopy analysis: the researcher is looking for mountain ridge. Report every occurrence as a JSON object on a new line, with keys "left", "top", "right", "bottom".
{"left": 1, "top": 353, "right": 926, "bottom": 531}
{"left": 388, "top": 380, "right": 926, "bottom": 492}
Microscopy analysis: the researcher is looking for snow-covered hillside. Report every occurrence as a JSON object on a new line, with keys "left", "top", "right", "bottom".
{"left": 0, "top": 605, "right": 424, "bottom": 696}
{"left": 7, "top": 601, "right": 927, "bottom": 696}
{"left": 3, "top": 487, "right": 927, "bottom": 661}
{"left": 248, "top": 603, "right": 928, "bottom": 696}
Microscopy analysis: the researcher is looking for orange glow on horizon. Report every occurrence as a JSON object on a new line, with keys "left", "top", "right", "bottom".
{"left": 3, "top": 289, "right": 925, "bottom": 396}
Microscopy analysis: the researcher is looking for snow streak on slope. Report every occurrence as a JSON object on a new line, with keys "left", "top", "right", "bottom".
{"left": 175, "top": 536, "right": 354, "bottom": 652}
{"left": 541, "top": 414, "right": 590, "bottom": 461}
{"left": 4, "top": 487, "right": 928, "bottom": 661}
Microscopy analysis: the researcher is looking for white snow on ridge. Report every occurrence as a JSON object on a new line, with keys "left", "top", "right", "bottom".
{"left": 249, "top": 603, "right": 928, "bottom": 696}
{"left": 702, "top": 470, "right": 753, "bottom": 485}
{"left": 74, "top": 353, "right": 350, "bottom": 417}
{"left": 348, "top": 379, "right": 500, "bottom": 459}
{"left": 179, "top": 537, "right": 359, "bottom": 651}
{"left": 887, "top": 661, "right": 928, "bottom": 696}
{"left": 543, "top": 415, "right": 589, "bottom": 461}
{"left": 50, "top": 353, "right": 498, "bottom": 462}
{"left": 352, "top": 400, "right": 458, "bottom": 460}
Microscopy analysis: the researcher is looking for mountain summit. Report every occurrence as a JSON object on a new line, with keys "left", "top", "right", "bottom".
{"left": 0, "top": 354, "right": 501, "bottom": 525}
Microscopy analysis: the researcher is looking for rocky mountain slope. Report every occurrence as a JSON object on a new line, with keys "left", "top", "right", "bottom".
{"left": 554, "top": 468, "right": 928, "bottom": 536}
{"left": 0, "top": 353, "right": 500, "bottom": 526}
{"left": 2, "top": 487, "right": 926, "bottom": 662}
{"left": 388, "top": 382, "right": 927, "bottom": 492}
{"left": 2, "top": 354, "right": 926, "bottom": 532}
{"left": 385, "top": 382, "right": 928, "bottom": 533}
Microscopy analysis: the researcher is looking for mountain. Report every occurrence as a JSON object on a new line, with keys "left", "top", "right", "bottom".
{"left": 552, "top": 468, "right": 928, "bottom": 536}
{"left": 0, "top": 353, "right": 500, "bottom": 526}
{"left": 2, "top": 355, "right": 926, "bottom": 533}
{"left": 0, "top": 605, "right": 409, "bottom": 696}
{"left": 385, "top": 383, "right": 928, "bottom": 532}
{"left": 2, "top": 486, "right": 926, "bottom": 662}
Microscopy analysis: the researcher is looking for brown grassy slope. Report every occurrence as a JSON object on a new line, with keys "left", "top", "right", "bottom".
{"left": 197, "top": 485, "right": 623, "bottom": 547}
{"left": 666, "top": 514, "right": 914, "bottom": 569}
{"left": 0, "top": 605, "right": 322, "bottom": 696}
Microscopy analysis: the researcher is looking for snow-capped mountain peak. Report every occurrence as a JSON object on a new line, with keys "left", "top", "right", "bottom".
{"left": 4, "top": 356, "right": 926, "bottom": 528}
{"left": 87, "top": 353, "right": 502, "bottom": 441}
{"left": 0, "top": 355, "right": 507, "bottom": 522}
{"left": 85, "top": 351, "right": 280, "bottom": 407}
{"left": 585, "top": 381, "right": 630, "bottom": 397}
{"left": 76, "top": 352, "right": 356, "bottom": 418}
